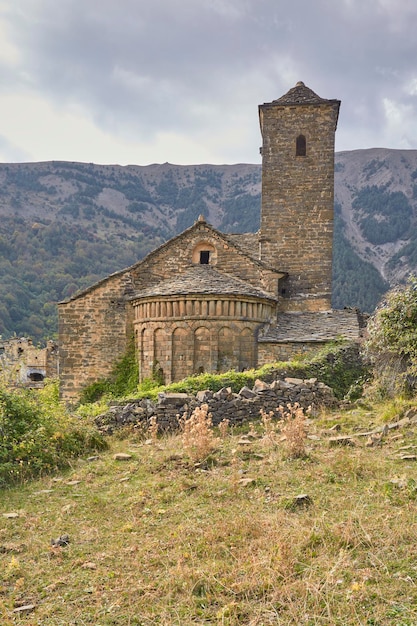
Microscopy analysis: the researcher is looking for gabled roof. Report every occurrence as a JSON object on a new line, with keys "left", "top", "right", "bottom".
{"left": 260, "top": 81, "right": 340, "bottom": 108}
{"left": 130, "top": 265, "right": 277, "bottom": 302}
{"left": 59, "top": 217, "right": 284, "bottom": 304}
{"left": 258, "top": 310, "right": 363, "bottom": 343}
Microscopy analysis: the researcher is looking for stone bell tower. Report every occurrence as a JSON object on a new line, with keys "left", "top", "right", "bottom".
{"left": 259, "top": 81, "right": 340, "bottom": 312}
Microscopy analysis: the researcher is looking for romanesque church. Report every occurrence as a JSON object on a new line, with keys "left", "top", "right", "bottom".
{"left": 58, "top": 82, "right": 364, "bottom": 401}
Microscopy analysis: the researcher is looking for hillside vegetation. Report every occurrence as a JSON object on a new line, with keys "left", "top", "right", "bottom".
{"left": 1, "top": 149, "right": 417, "bottom": 342}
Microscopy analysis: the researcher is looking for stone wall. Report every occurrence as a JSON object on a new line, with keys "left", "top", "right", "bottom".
{"left": 136, "top": 318, "right": 260, "bottom": 384}
{"left": 58, "top": 273, "right": 133, "bottom": 401}
{"left": 94, "top": 376, "right": 336, "bottom": 434}
{"left": 127, "top": 221, "right": 280, "bottom": 298}
{"left": 258, "top": 341, "right": 327, "bottom": 365}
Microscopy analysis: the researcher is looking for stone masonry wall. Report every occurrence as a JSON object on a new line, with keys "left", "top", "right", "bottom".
{"left": 94, "top": 376, "right": 336, "bottom": 434}
{"left": 259, "top": 101, "right": 339, "bottom": 311}
{"left": 127, "top": 221, "right": 280, "bottom": 298}
{"left": 0, "top": 337, "right": 58, "bottom": 387}
{"left": 257, "top": 341, "right": 327, "bottom": 365}
{"left": 136, "top": 318, "right": 260, "bottom": 383}
{"left": 58, "top": 274, "right": 132, "bottom": 402}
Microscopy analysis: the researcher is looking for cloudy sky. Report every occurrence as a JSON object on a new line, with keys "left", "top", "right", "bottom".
{"left": 0, "top": 0, "right": 416, "bottom": 165}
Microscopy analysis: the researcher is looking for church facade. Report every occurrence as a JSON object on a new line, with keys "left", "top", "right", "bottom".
{"left": 58, "top": 82, "right": 364, "bottom": 401}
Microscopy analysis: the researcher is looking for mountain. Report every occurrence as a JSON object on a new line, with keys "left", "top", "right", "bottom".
{"left": 0, "top": 149, "right": 416, "bottom": 342}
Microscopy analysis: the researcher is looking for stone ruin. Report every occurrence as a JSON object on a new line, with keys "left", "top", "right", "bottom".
{"left": 0, "top": 337, "right": 58, "bottom": 388}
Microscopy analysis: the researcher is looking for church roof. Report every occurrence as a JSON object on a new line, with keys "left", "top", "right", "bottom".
{"left": 258, "top": 310, "right": 364, "bottom": 343}
{"left": 227, "top": 232, "right": 259, "bottom": 259}
{"left": 131, "top": 265, "right": 277, "bottom": 302}
{"left": 261, "top": 81, "right": 340, "bottom": 107}
{"left": 59, "top": 217, "right": 282, "bottom": 305}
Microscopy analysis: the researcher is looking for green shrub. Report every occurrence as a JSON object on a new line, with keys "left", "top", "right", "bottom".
{"left": 365, "top": 276, "right": 417, "bottom": 397}
{"left": 0, "top": 380, "right": 106, "bottom": 487}
{"left": 79, "top": 338, "right": 139, "bottom": 403}
{"left": 79, "top": 341, "right": 365, "bottom": 406}
{"left": 132, "top": 342, "right": 366, "bottom": 401}
{"left": 79, "top": 379, "right": 112, "bottom": 404}
{"left": 306, "top": 342, "right": 369, "bottom": 399}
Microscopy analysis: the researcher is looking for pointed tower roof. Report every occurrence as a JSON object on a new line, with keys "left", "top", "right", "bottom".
{"left": 259, "top": 81, "right": 340, "bottom": 126}
{"left": 273, "top": 81, "right": 333, "bottom": 105}
{"left": 260, "top": 80, "right": 341, "bottom": 107}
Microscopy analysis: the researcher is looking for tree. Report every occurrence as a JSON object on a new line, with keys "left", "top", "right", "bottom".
{"left": 365, "top": 276, "right": 417, "bottom": 396}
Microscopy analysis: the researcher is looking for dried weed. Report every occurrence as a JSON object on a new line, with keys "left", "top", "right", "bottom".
{"left": 180, "top": 403, "right": 219, "bottom": 462}
{"left": 279, "top": 402, "right": 308, "bottom": 459}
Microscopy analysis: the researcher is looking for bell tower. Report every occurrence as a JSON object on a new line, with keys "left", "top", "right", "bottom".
{"left": 259, "top": 81, "right": 340, "bottom": 311}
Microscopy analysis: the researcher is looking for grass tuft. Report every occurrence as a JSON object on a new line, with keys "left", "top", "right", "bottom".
{"left": 279, "top": 402, "right": 308, "bottom": 459}
{"left": 180, "top": 404, "right": 219, "bottom": 462}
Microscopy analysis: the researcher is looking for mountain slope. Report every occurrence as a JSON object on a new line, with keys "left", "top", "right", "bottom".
{"left": 0, "top": 150, "right": 416, "bottom": 342}
{"left": 334, "top": 148, "right": 417, "bottom": 284}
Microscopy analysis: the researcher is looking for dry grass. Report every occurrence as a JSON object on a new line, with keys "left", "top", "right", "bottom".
{"left": 148, "top": 415, "right": 159, "bottom": 444}
{"left": 1, "top": 402, "right": 417, "bottom": 624}
{"left": 279, "top": 402, "right": 308, "bottom": 459}
{"left": 180, "top": 403, "right": 219, "bottom": 463}
{"left": 259, "top": 403, "right": 308, "bottom": 458}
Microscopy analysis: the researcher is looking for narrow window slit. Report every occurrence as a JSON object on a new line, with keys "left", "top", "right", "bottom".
{"left": 200, "top": 251, "right": 210, "bottom": 264}
{"left": 296, "top": 134, "right": 306, "bottom": 156}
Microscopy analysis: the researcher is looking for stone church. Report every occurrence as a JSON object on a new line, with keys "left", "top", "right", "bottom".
{"left": 58, "top": 82, "right": 364, "bottom": 401}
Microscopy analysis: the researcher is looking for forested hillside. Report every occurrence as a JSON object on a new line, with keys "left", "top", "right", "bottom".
{"left": 0, "top": 148, "right": 416, "bottom": 342}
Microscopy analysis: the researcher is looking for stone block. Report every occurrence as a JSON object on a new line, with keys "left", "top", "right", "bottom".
{"left": 239, "top": 386, "right": 257, "bottom": 399}
{"left": 284, "top": 377, "right": 304, "bottom": 386}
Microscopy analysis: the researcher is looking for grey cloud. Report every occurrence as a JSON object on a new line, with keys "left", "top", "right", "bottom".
{"left": 0, "top": 134, "right": 31, "bottom": 161}
{"left": 1, "top": 0, "right": 417, "bottom": 160}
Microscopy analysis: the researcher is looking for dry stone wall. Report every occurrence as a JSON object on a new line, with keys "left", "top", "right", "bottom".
{"left": 94, "top": 376, "right": 336, "bottom": 434}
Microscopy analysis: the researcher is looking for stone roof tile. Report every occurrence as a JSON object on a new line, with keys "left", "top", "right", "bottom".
{"left": 259, "top": 310, "right": 362, "bottom": 343}
{"left": 227, "top": 233, "right": 259, "bottom": 259}
{"left": 131, "top": 265, "right": 277, "bottom": 301}
{"left": 262, "top": 81, "right": 340, "bottom": 107}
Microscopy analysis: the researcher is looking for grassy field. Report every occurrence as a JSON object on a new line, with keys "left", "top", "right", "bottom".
{"left": 2, "top": 401, "right": 417, "bottom": 625}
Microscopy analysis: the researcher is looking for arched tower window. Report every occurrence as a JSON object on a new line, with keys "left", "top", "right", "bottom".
{"left": 296, "top": 134, "right": 306, "bottom": 157}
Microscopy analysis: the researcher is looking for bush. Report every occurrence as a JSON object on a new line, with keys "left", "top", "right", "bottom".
{"left": 365, "top": 276, "right": 417, "bottom": 397}
{"left": 0, "top": 380, "right": 107, "bottom": 487}
{"left": 306, "top": 342, "right": 369, "bottom": 400}
{"left": 132, "top": 342, "right": 366, "bottom": 402}
{"left": 79, "top": 339, "right": 139, "bottom": 403}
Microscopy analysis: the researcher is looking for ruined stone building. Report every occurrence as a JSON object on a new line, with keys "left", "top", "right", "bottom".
{"left": 58, "top": 82, "right": 364, "bottom": 401}
{"left": 0, "top": 337, "right": 58, "bottom": 388}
